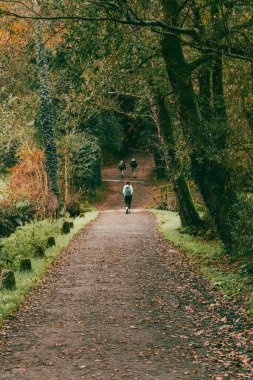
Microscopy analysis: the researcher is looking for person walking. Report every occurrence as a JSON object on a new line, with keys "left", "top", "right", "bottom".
{"left": 123, "top": 180, "right": 133, "bottom": 214}
{"left": 118, "top": 160, "right": 126, "bottom": 178}
{"left": 130, "top": 158, "right": 138, "bottom": 177}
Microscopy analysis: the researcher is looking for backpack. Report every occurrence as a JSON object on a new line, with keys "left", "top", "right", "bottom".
{"left": 124, "top": 185, "right": 132, "bottom": 196}
{"left": 118, "top": 161, "right": 125, "bottom": 170}
{"left": 130, "top": 160, "right": 137, "bottom": 168}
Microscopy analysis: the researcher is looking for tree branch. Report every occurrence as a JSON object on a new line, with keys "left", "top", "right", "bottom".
{"left": 188, "top": 55, "right": 212, "bottom": 72}
{"left": 0, "top": 9, "right": 198, "bottom": 37}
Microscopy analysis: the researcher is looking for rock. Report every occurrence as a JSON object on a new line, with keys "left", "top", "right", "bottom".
{"left": 35, "top": 245, "right": 45, "bottom": 258}
{"left": 20, "top": 258, "right": 32, "bottom": 272}
{"left": 47, "top": 236, "right": 56, "bottom": 247}
{"left": 1, "top": 270, "right": 16, "bottom": 290}
{"left": 61, "top": 221, "right": 70, "bottom": 234}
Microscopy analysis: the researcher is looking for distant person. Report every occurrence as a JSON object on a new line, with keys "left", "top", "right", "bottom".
{"left": 118, "top": 160, "right": 126, "bottom": 178}
{"left": 130, "top": 158, "right": 138, "bottom": 177}
{"left": 123, "top": 180, "right": 133, "bottom": 214}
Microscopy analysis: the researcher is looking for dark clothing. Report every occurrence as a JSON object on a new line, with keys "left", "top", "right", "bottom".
{"left": 124, "top": 195, "right": 132, "bottom": 209}
{"left": 130, "top": 159, "right": 137, "bottom": 169}
{"left": 118, "top": 161, "right": 126, "bottom": 170}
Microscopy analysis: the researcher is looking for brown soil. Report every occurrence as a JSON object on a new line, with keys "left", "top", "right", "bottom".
{"left": 0, "top": 152, "right": 253, "bottom": 379}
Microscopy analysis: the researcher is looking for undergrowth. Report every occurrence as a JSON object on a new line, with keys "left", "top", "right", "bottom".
{"left": 152, "top": 209, "right": 253, "bottom": 316}
{"left": 0, "top": 211, "right": 98, "bottom": 324}
{"left": 89, "top": 183, "right": 109, "bottom": 204}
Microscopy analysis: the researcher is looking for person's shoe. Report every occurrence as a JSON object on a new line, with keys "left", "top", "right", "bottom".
{"left": 126, "top": 207, "right": 128, "bottom": 214}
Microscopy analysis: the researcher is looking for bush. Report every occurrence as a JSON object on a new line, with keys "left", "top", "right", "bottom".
{"left": 229, "top": 195, "right": 253, "bottom": 257}
{"left": 59, "top": 132, "right": 101, "bottom": 192}
{"left": 72, "top": 133, "right": 101, "bottom": 191}
{"left": 0, "top": 199, "right": 35, "bottom": 238}
{"left": 0, "top": 218, "right": 15, "bottom": 238}
{"left": 0, "top": 136, "right": 19, "bottom": 172}
{"left": 8, "top": 146, "right": 55, "bottom": 218}
{"left": 0, "top": 218, "right": 62, "bottom": 269}
{"left": 66, "top": 199, "right": 80, "bottom": 217}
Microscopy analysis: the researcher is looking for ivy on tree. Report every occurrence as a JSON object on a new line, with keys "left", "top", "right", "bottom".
{"left": 35, "top": 24, "right": 59, "bottom": 195}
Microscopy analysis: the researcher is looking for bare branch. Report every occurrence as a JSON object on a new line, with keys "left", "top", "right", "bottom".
{"left": 0, "top": 9, "right": 198, "bottom": 37}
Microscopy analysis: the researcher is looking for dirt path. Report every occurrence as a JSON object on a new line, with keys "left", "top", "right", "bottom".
{"left": 0, "top": 153, "right": 253, "bottom": 379}
{"left": 0, "top": 211, "right": 253, "bottom": 379}
{"left": 97, "top": 152, "right": 155, "bottom": 210}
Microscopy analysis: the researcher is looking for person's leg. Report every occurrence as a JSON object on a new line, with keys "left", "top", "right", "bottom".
{"left": 124, "top": 196, "right": 128, "bottom": 213}
{"left": 128, "top": 195, "right": 132, "bottom": 212}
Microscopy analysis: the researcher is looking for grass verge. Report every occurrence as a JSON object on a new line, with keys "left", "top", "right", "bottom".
{"left": 0, "top": 211, "right": 98, "bottom": 325}
{"left": 151, "top": 209, "right": 253, "bottom": 316}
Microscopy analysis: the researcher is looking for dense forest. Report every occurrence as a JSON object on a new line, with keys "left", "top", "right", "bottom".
{"left": 0, "top": 0, "right": 252, "bottom": 258}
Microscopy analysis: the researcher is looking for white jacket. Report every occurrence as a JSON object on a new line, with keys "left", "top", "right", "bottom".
{"left": 123, "top": 185, "right": 133, "bottom": 196}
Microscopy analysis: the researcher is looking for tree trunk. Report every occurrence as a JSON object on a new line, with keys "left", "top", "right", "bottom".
{"left": 243, "top": 62, "right": 253, "bottom": 134}
{"left": 160, "top": 0, "right": 237, "bottom": 247}
{"left": 150, "top": 91, "right": 203, "bottom": 228}
{"left": 153, "top": 147, "right": 167, "bottom": 179}
{"left": 158, "top": 95, "right": 203, "bottom": 228}
{"left": 199, "top": 65, "right": 212, "bottom": 122}
{"left": 36, "top": 22, "right": 59, "bottom": 196}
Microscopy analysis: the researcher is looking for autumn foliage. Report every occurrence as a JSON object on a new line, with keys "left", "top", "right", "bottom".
{"left": 8, "top": 146, "right": 57, "bottom": 217}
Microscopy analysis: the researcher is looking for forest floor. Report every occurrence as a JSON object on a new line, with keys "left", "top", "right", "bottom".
{"left": 0, "top": 152, "right": 253, "bottom": 379}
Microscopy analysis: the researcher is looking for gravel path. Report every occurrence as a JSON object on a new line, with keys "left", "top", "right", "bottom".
{"left": 0, "top": 210, "right": 253, "bottom": 379}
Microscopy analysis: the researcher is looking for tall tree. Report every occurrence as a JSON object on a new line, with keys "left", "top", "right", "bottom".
{"left": 160, "top": 0, "right": 242, "bottom": 248}
{"left": 36, "top": 22, "right": 59, "bottom": 196}
{"left": 149, "top": 90, "right": 203, "bottom": 228}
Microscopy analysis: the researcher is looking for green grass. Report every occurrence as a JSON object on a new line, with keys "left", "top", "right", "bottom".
{"left": 0, "top": 211, "right": 98, "bottom": 324}
{"left": 152, "top": 209, "right": 253, "bottom": 316}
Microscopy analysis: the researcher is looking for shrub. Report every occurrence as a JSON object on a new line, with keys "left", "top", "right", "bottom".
{"left": 8, "top": 146, "right": 56, "bottom": 218}
{"left": 72, "top": 133, "right": 101, "bottom": 192}
{"left": 0, "top": 199, "right": 35, "bottom": 238}
{"left": 66, "top": 199, "right": 80, "bottom": 217}
{"left": 0, "top": 218, "right": 15, "bottom": 238}
{"left": 229, "top": 195, "right": 253, "bottom": 257}
{"left": 0, "top": 142, "right": 19, "bottom": 172}
{"left": 58, "top": 132, "right": 101, "bottom": 195}
{"left": 0, "top": 218, "right": 62, "bottom": 269}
